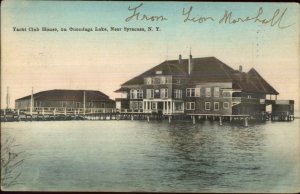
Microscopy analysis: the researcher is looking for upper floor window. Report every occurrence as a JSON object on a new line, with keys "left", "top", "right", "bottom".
{"left": 161, "top": 77, "right": 166, "bottom": 84}
{"left": 160, "top": 88, "right": 168, "bottom": 98}
{"left": 223, "top": 91, "right": 231, "bottom": 98}
{"left": 146, "top": 89, "right": 154, "bottom": 98}
{"left": 130, "top": 89, "right": 143, "bottom": 99}
{"left": 175, "top": 79, "right": 181, "bottom": 84}
{"left": 186, "top": 102, "right": 195, "bottom": 110}
{"left": 186, "top": 88, "right": 200, "bottom": 97}
{"left": 205, "top": 88, "right": 211, "bottom": 97}
{"left": 214, "top": 87, "right": 220, "bottom": 97}
{"left": 156, "top": 70, "right": 162, "bottom": 75}
{"left": 153, "top": 77, "right": 161, "bottom": 85}
{"left": 174, "top": 89, "right": 182, "bottom": 99}
{"left": 145, "top": 78, "right": 152, "bottom": 85}
{"left": 186, "top": 88, "right": 195, "bottom": 97}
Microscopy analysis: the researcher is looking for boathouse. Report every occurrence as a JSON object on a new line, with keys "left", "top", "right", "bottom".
{"left": 15, "top": 89, "right": 115, "bottom": 113}
{"left": 115, "top": 55, "right": 294, "bottom": 118}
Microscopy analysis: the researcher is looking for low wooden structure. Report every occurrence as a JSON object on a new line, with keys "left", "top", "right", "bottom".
{"left": 1, "top": 107, "right": 295, "bottom": 127}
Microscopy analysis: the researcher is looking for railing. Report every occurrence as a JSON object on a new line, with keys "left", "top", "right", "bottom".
{"left": 226, "top": 97, "right": 264, "bottom": 105}
{"left": 231, "top": 97, "right": 242, "bottom": 103}
{"left": 118, "top": 109, "right": 184, "bottom": 114}
{"left": 19, "top": 107, "right": 117, "bottom": 114}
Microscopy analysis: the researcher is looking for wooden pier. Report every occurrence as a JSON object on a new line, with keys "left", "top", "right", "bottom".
{"left": 1, "top": 108, "right": 295, "bottom": 127}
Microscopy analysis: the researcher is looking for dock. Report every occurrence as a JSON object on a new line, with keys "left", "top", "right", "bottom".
{"left": 0, "top": 108, "right": 295, "bottom": 127}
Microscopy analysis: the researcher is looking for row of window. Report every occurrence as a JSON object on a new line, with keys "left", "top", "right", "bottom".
{"left": 186, "top": 87, "right": 220, "bottom": 97}
{"left": 145, "top": 89, "right": 168, "bottom": 99}
{"left": 131, "top": 87, "right": 224, "bottom": 99}
{"left": 185, "top": 102, "right": 230, "bottom": 110}
{"left": 145, "top": 77, "right": 171, "bottom": 85}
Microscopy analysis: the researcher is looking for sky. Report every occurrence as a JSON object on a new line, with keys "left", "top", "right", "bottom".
{"left": 1, "top": 1, "right": 299, "bottom": 110}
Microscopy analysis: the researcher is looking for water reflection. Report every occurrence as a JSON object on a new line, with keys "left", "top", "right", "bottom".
{"left": 1, "top": 120, "right": 299, "bottom": 192}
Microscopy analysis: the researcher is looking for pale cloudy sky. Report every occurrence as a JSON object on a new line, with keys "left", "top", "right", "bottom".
{"left": 1, "top": 1, "right": 299, "bottom": 110}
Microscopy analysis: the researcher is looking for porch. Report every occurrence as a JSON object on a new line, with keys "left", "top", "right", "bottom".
{"left": 143, "top": 99, "right": 184, "bottom": 115}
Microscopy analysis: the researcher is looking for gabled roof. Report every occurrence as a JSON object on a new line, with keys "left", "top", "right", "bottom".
{"left": 189, "top": 57, "right": 235, "bottom": 82}
{"left": 121, "top": 59, "right": 188, "bottom": 86}
{"left": 246, "top": 68, "right": 278, "bottom": 95}
{"left": 118, "top": 56, "right": 278, "bottom": 95}
{"left": 16, "top": 89, "right": 114, "bottom": 102}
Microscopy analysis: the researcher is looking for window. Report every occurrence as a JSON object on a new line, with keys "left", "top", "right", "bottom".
{"left": 139, "top": 102, "right": 143, "bottom": 109}
{"left": 130, "top": 89, "right": 143, "bottom": 99}
{"left": 223, "top": 91, "right": 230, "bottom": 98}
{"left": 130, "top": 101, "right": 142, "bottom": 110}
{"left": 160, "top": 88, "right": 168, "bottom": 98}
{"left": 214, "top": 87, "right": 220, "bottom": 97}
{"left": 247, "top": 95, "right": 252, "bottom": 99}
{"left": 146, "top": 89, "right": 154, "bottom": 98}
{"left": 88, "top": 102, "right": 93, "bottom": 108}
{"left": 62, "top": 101, "right": 67, "bottom": 107}
{"left": 156, "top": 70, "right": 162, "bottom": 75}
{"left": 161, "top": 77, "right": 166, "bottom": 84}
{"left": 186, "top": 88, "right": 200, "bottom": 97}
{"left": 205, "top": 102, "right": 210, "bottom": 110}
{"left": 223, "top": 102, "right": 229, "bottom": 109}
{"left": 214, "top": 102, "right": 219, "bottom": 111}
{"left": 145, "top": 78, "right": 152, "bottom": 85}
{"left": 186, "top": 102, "right": 195, "bottom": 110}
{"left": 151, "top": 102, "right": 157, "bottom": 109}
{"left": 76, "top": 102, "right": 81, "bottom": 108}
{"left": 195, "top": 88, "right": 200, "bottom": 97}
{"left": 174, "top": 89, "right": 182, "bottom": 99}
{"left": 205, "top": 88, "right": 211, "bottom": 97}
{"left": 153, "top": 77, "right": 161, "bottom": 85}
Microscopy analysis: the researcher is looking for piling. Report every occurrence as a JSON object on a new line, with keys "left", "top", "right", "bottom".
{"left": 219, "top": 116, "right": 223, "bottom": 126}
{"left": 244, "top": 117, "right": 248, "bottom": 127}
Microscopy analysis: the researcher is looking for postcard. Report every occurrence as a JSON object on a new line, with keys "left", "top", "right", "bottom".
{"left": 1, "top": 1, "right": 299, "bottom": 192}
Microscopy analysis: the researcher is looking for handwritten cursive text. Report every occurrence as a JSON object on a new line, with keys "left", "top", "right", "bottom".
{"left": 125, "top": 3, "right": 167, "bottom": 22}
{"left": 219, "top": 7, "right": 293, "bottom": 29}
{"left": 182, "top": 6, "right": 214, "bottom": 23}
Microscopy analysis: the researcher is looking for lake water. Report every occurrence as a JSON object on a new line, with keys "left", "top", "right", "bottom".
{"left": 1, "top": 119, "right": 299, "bottom": 192}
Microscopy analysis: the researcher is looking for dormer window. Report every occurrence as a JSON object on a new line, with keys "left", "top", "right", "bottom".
{"left": 156, "top": 70, "right": 162, "bottom": 75}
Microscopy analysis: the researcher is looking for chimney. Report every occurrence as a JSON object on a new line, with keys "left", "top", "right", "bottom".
{"left": 239, "top": 65, "right": 243, "bottom": 72}
{"left": 188, "top": 54, "right": 193, "bottom": 75}
{"left": 178, "top": 54, "right": 182, "bottom": 64}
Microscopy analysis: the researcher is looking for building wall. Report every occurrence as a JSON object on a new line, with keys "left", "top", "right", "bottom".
{"left": 184, "top": 82, "right": 233, "bottom": 115}
{"left": 15, "top": 99, "right": 31, "bottom": 109}
{"left": 15, "top": 99, "right": 115, "bottom": 110}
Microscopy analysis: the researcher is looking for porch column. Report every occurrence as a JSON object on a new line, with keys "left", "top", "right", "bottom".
{"left": 166, "top": 101, "right": 169, "bottom": 114}
{"left": 172, "top": 101, "right": 175, "bottom": 113}
{"left": 163, "top": 101, "right": 165, "bottom": 114}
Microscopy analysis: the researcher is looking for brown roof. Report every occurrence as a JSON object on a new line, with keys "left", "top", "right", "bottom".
{"left": 16, "top": 89, "right": 114, "bottom": 102}
{"left": 118, "top": 56, "right": 278, "bottom": 95}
